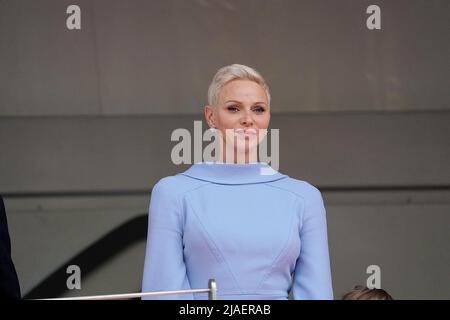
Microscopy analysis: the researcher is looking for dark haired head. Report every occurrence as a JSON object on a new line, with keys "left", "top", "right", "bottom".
{"left": 342, "top": 285, "right": 393, "bottom": 300}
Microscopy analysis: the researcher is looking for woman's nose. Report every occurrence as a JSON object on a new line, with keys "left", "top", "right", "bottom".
{"left": 240, "top": 111, "right": 254, "bottom": 126}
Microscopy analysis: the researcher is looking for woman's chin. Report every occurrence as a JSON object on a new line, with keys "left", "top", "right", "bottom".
{"left": 234, "top": 145, "right": 258, "bottom": 158}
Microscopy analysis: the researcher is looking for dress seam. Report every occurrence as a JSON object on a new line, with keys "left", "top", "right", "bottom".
{"left": 264, "top": 183, "right": 307, "bottom": 223}
{"left": 254, "top": 196, "right": 298, "bottom": 292}
{"left": 184, "top": 200, "right": 244, "bottom": 295}
{"left": 171, "top": 180, "right": 212, "bottom": 229}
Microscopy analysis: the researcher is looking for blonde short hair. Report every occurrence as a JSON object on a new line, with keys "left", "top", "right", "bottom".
{"left": 207, "top": 64, "right": 271, "bottom": 107}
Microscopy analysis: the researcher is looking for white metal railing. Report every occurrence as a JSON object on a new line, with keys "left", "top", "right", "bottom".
{"left": 37, "top": 279, "right": 217, "bottom": 300}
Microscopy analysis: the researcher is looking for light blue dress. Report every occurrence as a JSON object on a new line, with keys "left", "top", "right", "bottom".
{"left": 142, "top": 162, "right": 333, "bottom": 299}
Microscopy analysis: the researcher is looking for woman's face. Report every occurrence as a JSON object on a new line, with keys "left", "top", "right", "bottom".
{"left": 204, "top": 79, "right": 270, "bottom": 162}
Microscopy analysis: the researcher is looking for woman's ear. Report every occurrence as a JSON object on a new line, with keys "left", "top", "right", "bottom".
{"left": 204, "top": 105, "right": 216, "bottom": 128}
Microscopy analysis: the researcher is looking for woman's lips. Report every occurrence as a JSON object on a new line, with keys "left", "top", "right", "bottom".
{"left": 235, "top": 128, "right": 257, "bottom": 138}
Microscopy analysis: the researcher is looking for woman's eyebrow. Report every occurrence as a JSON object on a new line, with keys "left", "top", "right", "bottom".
{"left": 224, "top": 100, "right": 267, "bottom": 106}
{"left": 224, "top": 100, "right": 242, "bottom": 104}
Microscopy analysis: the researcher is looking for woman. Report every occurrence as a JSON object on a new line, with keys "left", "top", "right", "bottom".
{"left": 142, "top": 64, "right": 333, "bottom": 299}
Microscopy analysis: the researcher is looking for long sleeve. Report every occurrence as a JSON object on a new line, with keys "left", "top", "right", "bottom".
{"left": 141, "top": 179, "right": 193, "bottom": 300}
{"left": 291, "top": 188, "right": 333, "bottom": 300}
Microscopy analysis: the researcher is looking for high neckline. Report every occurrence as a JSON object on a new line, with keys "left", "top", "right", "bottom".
{"left": 178, "top": 162, "right": 287, "bottom": 185}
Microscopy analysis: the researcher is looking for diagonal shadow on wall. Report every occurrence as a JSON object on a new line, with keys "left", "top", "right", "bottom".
{"left": 23, "top": 214, "right": 148, "bottom": 299}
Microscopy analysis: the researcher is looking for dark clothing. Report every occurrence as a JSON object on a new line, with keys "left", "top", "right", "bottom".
{"left": 0, "top": 195, "right": 21, "bottom": 299}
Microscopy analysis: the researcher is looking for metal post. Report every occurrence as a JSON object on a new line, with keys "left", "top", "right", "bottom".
{"left": 208, "top": 278, "right": 217, "bottom": 300}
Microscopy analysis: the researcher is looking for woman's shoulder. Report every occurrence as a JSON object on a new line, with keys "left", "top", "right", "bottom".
{"left": 271, "top": 176, "right": 326, "bottom": 220}
{"left": 151, "top": 173, "right": 208, "bottom": 199}
{"left": 269, "top": 175, "right": 323, "bottom": 202}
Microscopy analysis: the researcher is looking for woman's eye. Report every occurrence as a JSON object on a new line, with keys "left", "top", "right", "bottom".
{"left": 253, "top": 106, "right": 265, "bottom": 113}
{"left": 227, "top": 106, "right": 239, "bottom": 112}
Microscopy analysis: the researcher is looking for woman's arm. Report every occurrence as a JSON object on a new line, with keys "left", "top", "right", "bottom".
{"left": 141, "top": 178, "right": 193, "bottom": 299}
{"left": 291, "top": 188, "right": 333, "bottom": 300}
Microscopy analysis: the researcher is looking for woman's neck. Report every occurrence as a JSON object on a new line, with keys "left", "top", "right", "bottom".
{"left": 219, "top": 147, "right": 259, "bottom": 164}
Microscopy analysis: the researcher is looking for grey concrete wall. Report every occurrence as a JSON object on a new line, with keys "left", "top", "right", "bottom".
{"left": 1, "top": 113, "right": 449, "bottom": 194}
{"left": 1, "top": 0, "right": 449, "bottom": 116}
